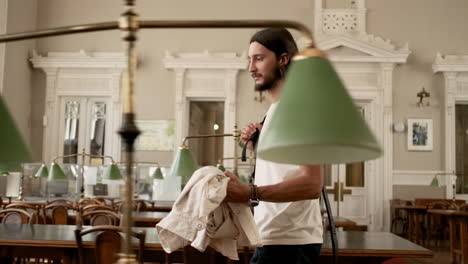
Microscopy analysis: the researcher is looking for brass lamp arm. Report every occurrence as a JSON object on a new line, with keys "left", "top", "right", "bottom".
{"left": 182, "top": 133, "right": 234, "bottom": 146}
{"left": 52, "top": 153, "right": 116, "bottom": 164}
{"left": 0, "top": 20, "right": 314, "bottom": 47}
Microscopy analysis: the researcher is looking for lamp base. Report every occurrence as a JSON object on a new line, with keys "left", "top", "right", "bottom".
{"left": 115, "top": 253, "right": 138, "bottom": 264}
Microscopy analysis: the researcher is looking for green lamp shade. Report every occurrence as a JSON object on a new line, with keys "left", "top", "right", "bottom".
{"left": 430, "top": 175, "right": 439, "bottom": 187}
{"left": 257, "top": 56, "right": 382, "bottom": 165}
{"left": 151, "top": 166, "right": 164, "bottom": 179}
{"left": 103, "top": 163, "right": 123, "bottom": 180}
{"left": 216, "top": 163, "right": 226, "bottom": 172}
{"left": 170, "top": 146, "right": 199, "bottom": 184}
{"left": 35, "top": 164, "right": 49, "bottom": 178}
{"left": 0, "top": 96, "right": 32, "bottom": 172}
{"left": 48, "top": 163, "right": 68, "bottom": 181}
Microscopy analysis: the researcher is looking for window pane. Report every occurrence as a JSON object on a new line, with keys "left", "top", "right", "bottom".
{"left": 89, "top": 102, "right": 106, "bottom": 165}
{"left": 346, "top": 162, "right": 364, "bottom": 187}
{"left": 63, "top": 101, "right": 80, "bottom": 164}
{"left": 345, "top": 107, "right": 365, "bottom": 187}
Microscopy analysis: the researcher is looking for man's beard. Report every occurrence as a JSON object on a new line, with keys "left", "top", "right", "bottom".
{"left": 254, "top": 65, "right": 282, "bottom": 92}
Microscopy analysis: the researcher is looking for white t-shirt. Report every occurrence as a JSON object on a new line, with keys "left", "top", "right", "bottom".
{"left": 254, "top": 102, "right": 323, "bottom": 245}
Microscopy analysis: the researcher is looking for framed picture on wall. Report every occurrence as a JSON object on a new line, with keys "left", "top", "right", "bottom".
{"left": 407, "top": 118, "right": 433, "bottom": 151}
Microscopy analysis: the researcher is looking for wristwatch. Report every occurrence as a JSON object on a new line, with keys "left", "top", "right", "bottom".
{"left": 249, "top": 184, "right": 259, "bottom": 207}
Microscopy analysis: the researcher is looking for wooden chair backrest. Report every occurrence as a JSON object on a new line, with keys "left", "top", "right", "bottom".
{"left": 81, "top": 204, "right": 115, "bottom": 213}
{"left": 135, "top": 199, "right": 154, "bottom": 213}
{"left": 0, "top": 208, "right": 35, "bottom": 224}
{"left": 47, "top": 199, "right": 75, "bottom": 206}
{"left": 427, "top": 201, "right": 450, "bottom": 209}
{"left": 75, "top": 225, "right": 146, "bottom": 264}
{"left": 459, "top": 203, "right": 468, "bottom": 212}
{"left": 78, "top": 210, "right": 121, "bottom": 226}
{"left": 415, "top": 198, "right": 465, "bottom": 206}
{"left": 5, "top": 202, "right": 42, "bottom": 223}
{"left": 43, "top": 204, "right": 76, "bottom": 224}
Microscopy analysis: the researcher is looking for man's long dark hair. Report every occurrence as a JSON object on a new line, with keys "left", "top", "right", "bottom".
{"left": 250, "top": 28, "right": 298, "bottom": 72}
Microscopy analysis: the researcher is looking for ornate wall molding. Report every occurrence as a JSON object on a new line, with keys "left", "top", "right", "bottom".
{"left": 30, "top": 51, "right": 126, "bottom": 162}
{"left": 164, "top": 51, "right": 247, "bottom": 165}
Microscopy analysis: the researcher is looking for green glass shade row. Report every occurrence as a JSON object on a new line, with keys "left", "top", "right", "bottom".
{"left": 103, "top": 163, "right": 123, "bottom": 180}
{"left": 170, "top": 146, "right": 199, "bottom": 184}
{"left": 0, "top": 96, "right": 32, "bottom": 172}
{"left": 258, "top": 56, "right": 382, "bottom": 165}
{"left": 151, "top": 166, "right": 164, "bottom": 179}
{"left": 35, "top": 164, "right": 49, "bottom": 178}
{"left": 48, "top": 163, "right": 68, "bottom": 181}
{"left": 216, "top": 163, "right": 226, "bottom": 172}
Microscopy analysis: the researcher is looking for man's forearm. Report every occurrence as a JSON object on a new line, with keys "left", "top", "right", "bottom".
{"left": 257, "top": 166, "right": 323, "bottom": 202}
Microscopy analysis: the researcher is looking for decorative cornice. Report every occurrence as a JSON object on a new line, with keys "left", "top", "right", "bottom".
{"left": 308, "top": 35, "right": 410, "bottom": 63}
{"left": 30, "top": 50, "right": 127, "bottom": 69}
{"left": 163, "top": 50, "right": 248, "bottom": 69}
{"left": 433, "top": 52, "right": 468, "bottom": 73}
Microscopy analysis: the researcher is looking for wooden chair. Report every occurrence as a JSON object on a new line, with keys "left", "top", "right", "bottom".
{"left": 5, "top": 202, "right": 43, "bottom": 224}
{"left": 0, "top": 208, "right": 35, "bottom": 224}
{"left": 459, "top": 203, "right": 468, "bottom": 212}
{"left": 78, "top": 197, "right": 104, "bottom": 207}
{"left": 390, "top": 199, "right": 412, "bottom": 236}
{"left": 43, "top": 204, "right": 76, "bottom": 225}
{"left": 95, "top": 197, "right": 116, "bottom": 207}
{"left": 77, "top": 210, "right": 121, "bottom": 226}
{"left": 426, "top": 202, "right": 450, "bottom": 246}
{"left": 81, "top": 204, "right": 116, "bottom": 213}
{"left": 135, "top": 199, "right": 155, "bottom": 213}
{"left": 113, "top": 200, "right": 138, "bottom": 213}
{"left": 75, "top": 225, "right": 146, "bottom": 264}
{"left": 47, "top": 198, "right": 76, "bottom": 207}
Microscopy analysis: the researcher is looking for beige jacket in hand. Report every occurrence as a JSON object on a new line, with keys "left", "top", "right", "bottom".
{"left": 156, "top": 166, "right": 261, "bottom": 260}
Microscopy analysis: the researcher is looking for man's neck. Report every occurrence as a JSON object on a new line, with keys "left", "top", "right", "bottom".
{"left": 267, "top": 79, "right": 283, "bottom": 103}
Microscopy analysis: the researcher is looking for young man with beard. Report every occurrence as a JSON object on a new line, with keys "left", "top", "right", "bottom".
{"left": 224, "top": 28, "right": 324, "bottom": 264}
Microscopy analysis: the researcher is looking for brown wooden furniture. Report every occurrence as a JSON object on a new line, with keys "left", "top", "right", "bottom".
{"left": 43, "top": 204, "right": 77, "bottom": 225}
{"left": 77, "top": 210, "right": 121, "bottom": 226}
{"left": 0, "top": 208, "right": 36, "bottom": 224}
{"left": 75, "top": 225, "right": 146, "bottom": 264}
{"left": 133, "top": 211, "right": 169, "bottom": 227}
{"left": 390, "top": 199, "right": 412, "bottom": 235}
{"left": 81, "top": 204, "right": 116, "bottom": 213}
{"left": 428, "top": 209, "right": 468, "bottom": 264}
{"left": 5, "top": 202, "right": 43, "bottom": 224}
{"left": 0, "top": 224, "right": 432, "bottom": 264}
{"left": 415, "top": 198, "right": 465, "bottom": 206}
{"left": 392, "top": 204, "right": 427, "bottom": 244}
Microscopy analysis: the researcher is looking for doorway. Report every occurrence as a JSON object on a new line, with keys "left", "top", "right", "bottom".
{"left": 188, "top": 101, "right": 225, "bottom": 166}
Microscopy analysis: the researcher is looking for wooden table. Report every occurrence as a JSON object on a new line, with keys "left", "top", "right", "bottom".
{"left": 333, "top": 216, "right": 357, "bottom": 228}
{"left": 0, "top": 224, "right": 432, "bottom": 263}
{"left": 393, "top": 204, "right": 427, "bottom": 244}
{"left": 428, "top": 209, "right": 468, "bottom": 264}
{"left": 64, "top": 211, "right": 169, "bottom": 227}
{"left": 5, "top": 198, "right": 175, "bottom": 211}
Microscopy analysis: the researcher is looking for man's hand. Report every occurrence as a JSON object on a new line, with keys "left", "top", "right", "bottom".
{"left": 241, "top": 123, "right": 263, "bottom": 151}
{"left": 224, "top": 171, "right": 251, "bottom": 203}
